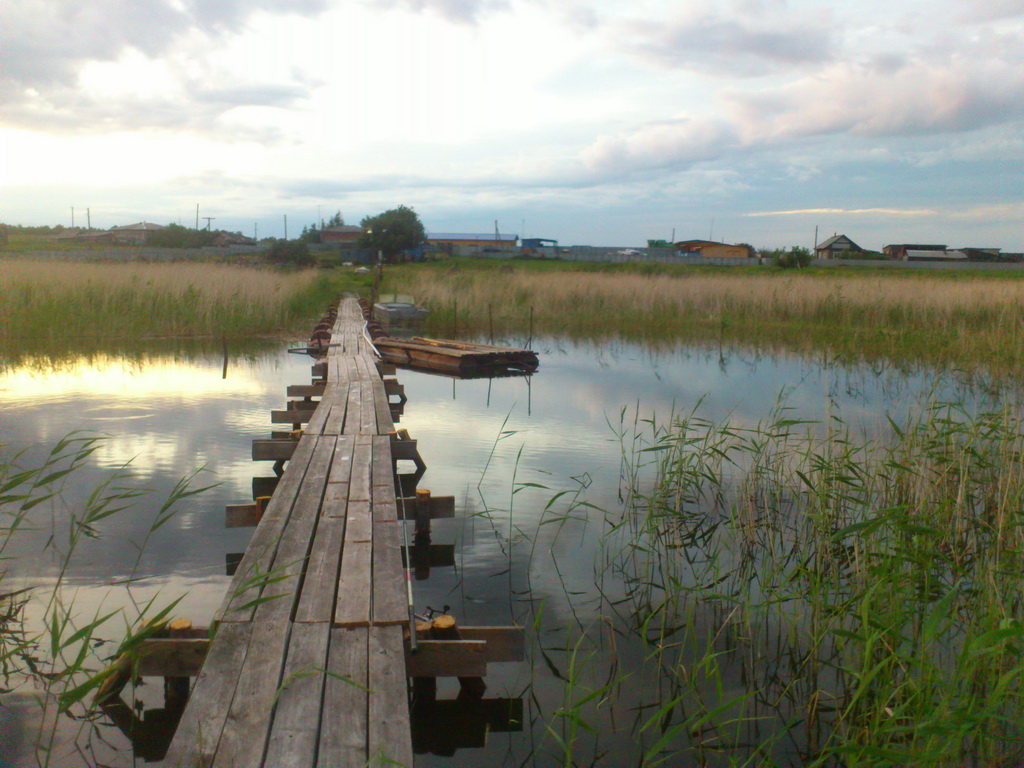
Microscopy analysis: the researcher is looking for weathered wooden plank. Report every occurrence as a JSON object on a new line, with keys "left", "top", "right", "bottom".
{"left": 344, "top": 500, "right": 371, "bottom": 545}
{"left": 367, "top": 626, "right": 413, "bottom": 768}
{"left": 350, "top": 436, "right": 372, "bottom": 503}
{"left": 389, "top": 439, "right": 419, "bottom": 461}
{"left": 210, "top": 618, "right": 291, "bottom": 767}
{"left": 252, "top": 438, "right": 297, "bottom": 461}
{"left": 263, "top": 623, "right": 331, "bottom": 768}
{"left": 226, "top": 503, "right": 259, "bottom": 528}
{"left": 323, "top": 382, "right": 349, "bottom": 435}
{"left": 372, "top": 379, "right": 395, "bottom": 434}
{"left": 404, "top": 639, "right": 487, "bottom": 678}
{"left": 371, "top": 436, "right": 398, "bottom": 524}
{"left": 218, "top": 436, "right": 319, "bottom": 623}
{"left": 335, "top": 542, "right": 371, "bottom": 627}
{"left": 342, "top": 382, "right": 362, "bottom": 436}
{"left": 271, "top": 409, "right": 315, "bottom": 424}
{"left": 163, "top": 622, "right": 252, "bottom": 768}
{"left": 295, "top": 515, "right": 346, "bottom": 623}
{"left": 249, "top": 438, "right": 334, "bottom": 622}
{"left": 327, "top": 435, "right": 354, "bottom": 484}
{"left": 359, "top": 373, "right": 377, "bottom": 434}
{"left": 317, "top": 628, "right": 368, "bottom": 767}
{"left": 135, "top": 637, "right": 209, "bottom": 677}
{"left": 395, "top": 495, "right": 455, "bottom": 519}
{"left": 371, "top": 521, "right": 406, "bottom": 627}
{"left": 287, "top": 384, "right": 325, "bottom": 397}
{"left": 456, "top": 626, "right": 526, "bottom": 662}
{"left": 252, "top": 476, "right": 278, "bottom": 499}
{"left": 323, "top": 482, "right": 349, "bottom": 520}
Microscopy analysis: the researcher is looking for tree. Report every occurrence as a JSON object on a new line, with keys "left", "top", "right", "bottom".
{"left": 268, "top": 239, "right": 315, "bottom": 266}
{"left": 772, "top": 245, "right": 813, "bottom": 269}
{"left": 358, "top": 205, "right": 426, "bottom": 263}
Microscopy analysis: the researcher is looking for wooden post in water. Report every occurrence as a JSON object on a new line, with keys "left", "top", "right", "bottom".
{"left": 431, "top": 616, "right": 486, "bottom": 699}
{"left": 415, "top": 488, "right": 432, "bottom": 542}
{"left": 164, "top": 619, "right": 193, "bottom": 705}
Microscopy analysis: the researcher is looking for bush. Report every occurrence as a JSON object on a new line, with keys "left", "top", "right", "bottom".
{"left": 268, "top": 239, "right": 315, "bottom": 266}
{"left": 772, "top": 246, "right": 813, "bottom": 269}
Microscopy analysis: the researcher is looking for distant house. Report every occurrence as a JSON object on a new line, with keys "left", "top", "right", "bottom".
{"left": 815, "top": 234, "right": 862, "bottom": 259}
{"left": 883, "top": 243, "right": 947, "bottom": 260}
{"left": 427, "top": 232, "right": 519, "bottom": 256}
{"left": 521, "top": 238, "right": 559, "bottom": 256}
{"left": 320, "top": 225, "right": 364, "bottom": 246}
{"left": 111, "top": 222, "right": 166, "bottom": 245}
{"left": 675, "top": 239, "right": 751, "bottom": 258}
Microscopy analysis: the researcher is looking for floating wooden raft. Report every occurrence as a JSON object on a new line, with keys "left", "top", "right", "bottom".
{"left": 373, "top": 337, "right": 539, "bottom": 375}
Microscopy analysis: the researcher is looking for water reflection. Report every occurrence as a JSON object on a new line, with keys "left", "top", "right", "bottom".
{"left": 1, "top": 337, "right": 1017, "bottom": 766}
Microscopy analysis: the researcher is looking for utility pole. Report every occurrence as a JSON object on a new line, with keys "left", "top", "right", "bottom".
{"left": 254, "top": 222, "right": 258, "bottom": 241}
{"left": 202, "top": 217, "right": 215, "bottom": 231}
{"left": 284, "top": 214, "right": 288, "bottom": 240}
{"left": 71, "top": 207, "right": 75, "bottom": 227}
{"left": 196, "top": 204, "right": 200, "bottom": 230}
{"left": 87, "top": 208, "right": 91, "bottom": 229}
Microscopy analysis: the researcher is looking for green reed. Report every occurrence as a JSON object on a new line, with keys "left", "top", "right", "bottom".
{"left": 591, "top": 398, "right": 1024, "bottom": 765}
{"left": 1, "top": 434, "right": 210, "bottom": 765}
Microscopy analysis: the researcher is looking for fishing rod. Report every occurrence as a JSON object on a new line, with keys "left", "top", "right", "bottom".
{"left": 396, "top": 485, "right": 418, "bottom": 654}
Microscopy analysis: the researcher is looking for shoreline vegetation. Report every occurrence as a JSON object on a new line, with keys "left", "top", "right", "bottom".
{"left": 1, "top": 260, "right": 373, "bottom": 367}
{"left": 382, "top": 258, "right": 1024, "bottom": 378}
{"left": 595, "top": 398, "right": 1024, "bottom": 765}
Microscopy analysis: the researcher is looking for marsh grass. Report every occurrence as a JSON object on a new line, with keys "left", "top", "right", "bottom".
{"left": 1, "top": 259, "right": 351, "bottom": 343}
{"left": 383, "top": 260, "right": 1024, "bottom": 375}
{"left": 581, "top": 398, "right": 1024, "bottom": 765}
{"left": 1, "top": 434, "right": 211, "bottom": 765}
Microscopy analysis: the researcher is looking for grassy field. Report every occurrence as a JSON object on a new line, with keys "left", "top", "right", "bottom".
{"left": 382, "top": 258, "right": 1024, "bottom": 376}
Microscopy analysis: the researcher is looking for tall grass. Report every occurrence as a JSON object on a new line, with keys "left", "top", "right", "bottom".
{"left": 2, "top": 259, "right": 347, "bottom": 342}
{"left": 1, "top": 434, "right": 211, "bottom": 765}
{"left": 581, "top": 398, "right": 1024, "bottom": 765}
{"left": 383, "top": 261, "right": 1024, "bottom": 374}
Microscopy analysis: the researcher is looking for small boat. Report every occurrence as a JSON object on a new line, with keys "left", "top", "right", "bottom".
{"left": 373, "top": 294, "right": 429, "bottom": 324}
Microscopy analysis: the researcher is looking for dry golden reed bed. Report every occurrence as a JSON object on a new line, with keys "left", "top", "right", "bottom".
{"left": 390, "top": 264, "right": 1024, "bottom": 373}
{"left": 3, "top": 258, "right": 337, "bottom": 340}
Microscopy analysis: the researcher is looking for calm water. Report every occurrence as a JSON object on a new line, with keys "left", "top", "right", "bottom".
{"left": 0, "top": 338, "right": 1008, "bottom": 766}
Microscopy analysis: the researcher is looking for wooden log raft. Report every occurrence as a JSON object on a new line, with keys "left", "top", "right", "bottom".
{"left": 372, "top": 337, "right": 538, "bottom": 375}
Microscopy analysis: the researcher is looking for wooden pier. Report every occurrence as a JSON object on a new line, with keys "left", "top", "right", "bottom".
{"left": 163, "top": 298, "right": 414, "bottom": 767}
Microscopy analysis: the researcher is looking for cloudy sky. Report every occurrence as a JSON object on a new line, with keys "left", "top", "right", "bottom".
{"left": 2, "top": 0, "right": 1022, "bottom": 249}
